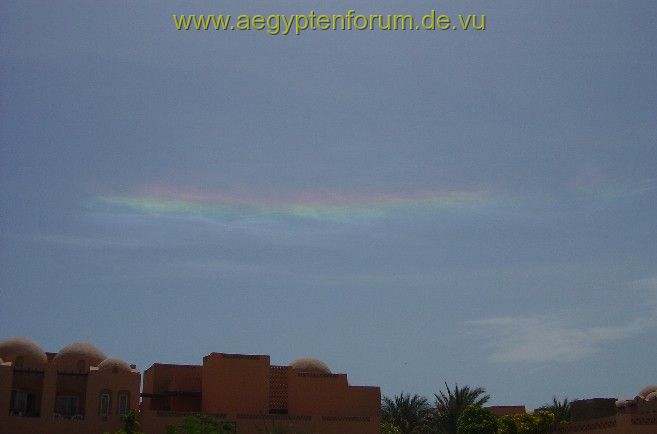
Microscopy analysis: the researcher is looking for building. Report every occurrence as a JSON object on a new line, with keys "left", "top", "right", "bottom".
{"left": 556, "top": 387, "right": 657, "bottom": 434}
{"left": 140, "top": 352, "right": 380, "bottom": 434}
{"left": 0, "top": 337, "right": 141, "bottom": 434}
{"left": 0, "top": 337, "right": 380, "bottom": 434}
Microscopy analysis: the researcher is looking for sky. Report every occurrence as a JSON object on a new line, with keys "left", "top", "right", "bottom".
{"left": 1, "top": 0, "right": 656, "bottom": 410}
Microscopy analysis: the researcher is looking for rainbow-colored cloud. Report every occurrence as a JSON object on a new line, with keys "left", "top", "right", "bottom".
{"left": 95, "top": 184, "right": 499, "bottom": 222}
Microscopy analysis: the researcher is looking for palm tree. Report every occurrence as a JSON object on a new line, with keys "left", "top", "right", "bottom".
{"left": 431, "top": 383, "right": 490, "bottom": 434}
{"left": 538, "top": 396, "right": 571, "bottom": 424}
{"left": 381, "top": 393, "right": 432, "bottom": 434}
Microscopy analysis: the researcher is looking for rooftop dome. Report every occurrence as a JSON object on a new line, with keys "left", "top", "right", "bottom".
{"left": 290, "top": 357, "right": 331, "bottom": 374}
{"left": 98, "top": 357, "right": 131, "bottom": 373}
{"left": 53, "top": 342, "right": 106, "bottom": 371}
{"left": 615, "top": 399, "right": 628, "bottom": 408}
{"left": 638, "top": 385, "right": 657, "bottom": 398}
{"left": 646, "top": 391, "right": 657, "bottom": 402}
{"left": 0, "top": 337, "right": 47, "bottom": 367}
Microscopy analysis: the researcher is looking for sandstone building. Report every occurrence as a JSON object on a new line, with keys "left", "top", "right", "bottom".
{"left": 0, "top": 337, "right": 140, "bottom": 434}
{"left": 0, "top": 337, "right": 380, "bottom": 434}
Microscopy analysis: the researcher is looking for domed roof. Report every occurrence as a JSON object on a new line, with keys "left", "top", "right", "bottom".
{"left": 98, "top": 357, "right": 131, "bottom": 373}
{"left": 646, "top": 391, "right": 657, "bottom": 402}
{"left": 638, "top": 385, "right": 657, "bottom": 398}
{"left": 53, "top": 342, "right": 106, "bottom": 370}
{"left": 290, "top": 357, "right": 331, "bottom": 374}
{"left": 0, "top": 337, "right": 47, "bottom": 367}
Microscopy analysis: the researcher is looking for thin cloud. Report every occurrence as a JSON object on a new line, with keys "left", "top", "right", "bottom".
{"left": 468, "top": 313, "right": 656, "bottom": 364}
{"left": 19, "top": 234, "right": 149, "bottom": 249}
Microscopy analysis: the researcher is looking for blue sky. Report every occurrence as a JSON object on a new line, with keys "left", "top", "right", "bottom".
{"left": 1, "top": 1, "right": 656, "bottom": 409}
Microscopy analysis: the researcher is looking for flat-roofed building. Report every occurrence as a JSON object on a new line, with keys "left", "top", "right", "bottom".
{"left": 556, "top": 387, "right": 657, "bottom": 434}
{"left": 140, "top": 352, "right": 381, "bottom": 434}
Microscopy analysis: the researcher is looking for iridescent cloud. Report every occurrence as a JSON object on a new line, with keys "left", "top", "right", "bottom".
{"left": 92, "top": 176, "right": 657, "bottom": 224}
{"left": 94, "top": 184, "right": 500, "bottom": 222}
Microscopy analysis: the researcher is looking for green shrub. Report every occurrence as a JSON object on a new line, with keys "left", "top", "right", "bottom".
{"left": 457, "top": 405, "right": 497, "bottom": 434}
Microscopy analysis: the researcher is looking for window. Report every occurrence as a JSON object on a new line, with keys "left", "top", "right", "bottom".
{"left": 77, "top": 359, "right": 86, "bottom": 373}
{"left": 117, "top": 391, "right": 130, "bottom": 416}
{"left": 55, "top": 395, "right": 79, "bottom": 416}
{"left": 10, "top": 390, "right": 38, "bottom": 417}
{"left": 11, "top": 390, "right": 28, "bottom": 413}
{"left": 99, "top": 391, "right": 111, "bottom": 416}
{"left": 14, "top": 356, "right": 24, "bottom": 368}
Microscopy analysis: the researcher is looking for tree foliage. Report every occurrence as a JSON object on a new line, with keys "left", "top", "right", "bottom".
{"left": 103, "top": 410, "right": 144, "bottom": 434}
{"left": 381, "top": 393, "right": 432, "bottom": 434}
{"left": 456, "top": 405, "right": 497, "bottom": 434}
{"left": 381, "top": 420, "right": 403, "bottom": 434}
{"left": 533, "top": 410, "right": 556, "bottom": 433}
{"left": 497, "top": 411, "right": 555, "bottom": 434}
{"left": 432, "top": 383, "right": 490, "bottom": 434}
{"left": 166, "top": 414, "right": 235, "bottom": 434}
{"left": 497, "top": 415, "right": 518, "bottom": 434}
{"left": 123, "top": 410, "right": 142, "bottom": 434}
{"left": 536, "top": 396, "right": 571, "bottom": 424}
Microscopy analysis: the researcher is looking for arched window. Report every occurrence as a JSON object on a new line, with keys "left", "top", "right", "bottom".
{"left": 99, "top": 390, "right": 111, "bottom": 416}
{"left": 117, "top": 391, "right": 130, "bottom": 416}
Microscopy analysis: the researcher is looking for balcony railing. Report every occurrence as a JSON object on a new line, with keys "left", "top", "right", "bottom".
{"left": 53, "top": 413, "right": 85, "bottom": 420}
{"left": 9, "top": 410, "right": 40, "bottom": 418}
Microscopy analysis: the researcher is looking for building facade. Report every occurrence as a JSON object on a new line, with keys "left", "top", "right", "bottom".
{"left": 0, "top": 338, "right": 380, "bottom": 434}
{"left": 0, "top": 337, "right": 141, "bottom": 434}
{"left": 140, "top": 353, "right": 381, "bottom": 434}
{"left": 556, "top": 389, "right": 657, "bottom": 434}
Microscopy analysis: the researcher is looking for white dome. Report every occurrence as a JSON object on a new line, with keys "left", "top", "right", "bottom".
{"left": 290, "top": 357, "right": 331, "bottom": 374}
{"left": 615, "top": 400, "right": 626, "bottom": 408}
{"left": 638, "top": 385, "right": 657, "bottom": 398}
{"left": 98, "top": 357, "right": 131, "bottom": 373}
